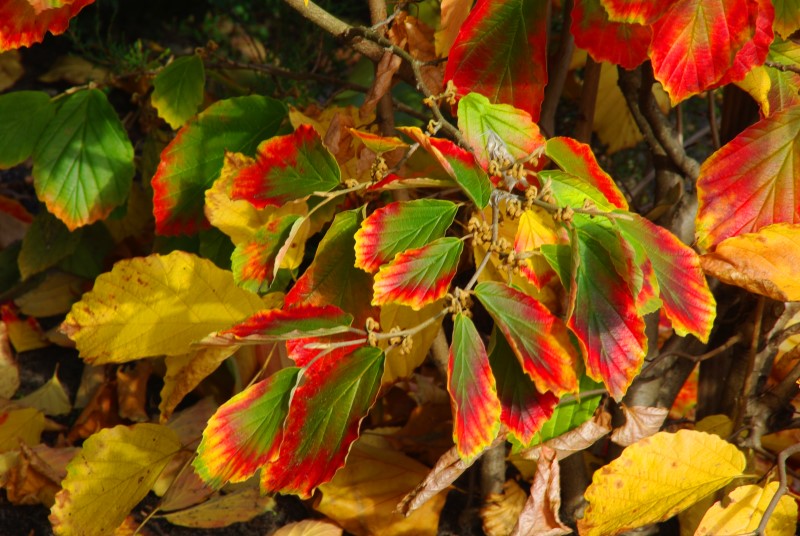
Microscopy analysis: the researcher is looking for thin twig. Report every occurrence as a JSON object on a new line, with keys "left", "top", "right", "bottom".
{"left": 640, "top": 333, "right": 743, "bottom": 379}
{"left": 755, "top": 442, "right": 800, "bottom": 535}
{"left": 765, "top": 60, "right": 800, "bottom": 75}
{"left": 708, "top": 90, "right": 721, "bottom": 150}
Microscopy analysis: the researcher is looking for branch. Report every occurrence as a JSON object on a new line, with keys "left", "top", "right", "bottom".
{"left": 755, "top": 442, "right": 800, "bottom": 536}
{"left": 764, "top": 60, "right": 800, "bottom": 75}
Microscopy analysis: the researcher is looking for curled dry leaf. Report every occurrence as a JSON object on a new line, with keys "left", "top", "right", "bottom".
{"left": 116, "top": 360, "right": 151, "bottom": 422}
{"left": 512, "top": 446, "right": 570, "bottom": 536}
{"left": 610, "top": 405, "right": 669, "bottom": 447}
{"left": 518, "top": 410, "right": 612, "bottom": 461}
{"left": 481, "top": 480, "right": 527, "bottom": 536}
{"left": 4, "top": 443, "right": 79, "bottom": 506}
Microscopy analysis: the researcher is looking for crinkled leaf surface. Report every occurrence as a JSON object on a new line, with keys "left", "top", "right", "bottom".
{"left": 571, "top": 0, "right": 651, "bottom": 69}
{"left": 449, "top": 314, "right": 501, "bottom": 461}
{"left": 445, "top": 0, "right": 548, "bottom": 121}
{"left": 62, "top": 251, "right": 264, "bottom": 363}
{"left": 488, "top": 328, "right": 559, "bottom": 445}
{"left": 373, "top": 237, "right": 463, "bottom": 310}
{"left": 152, "top": 95, "right": 287, "bottom": 235}
{"left": 696, "top": 104, "right": 800, "bottom": 250}
{"left": 578, "top": 430, "right": 746, "bottom": 536}
{"left": 151, "top": 55, "right": 205, "bottom": 130}
{"left": 260, "top": 346, "right": 384, "bottom": 498}
{"left": 475, "top": 281, "right": 579, "bottom": 397}
{"left": 0, "top": 0, "right": 94, "bottom": 52}
{"left": 695, "top": 482, "right": 798, "bottom": 536}
{"left": 33, "top": 89, "right": 133, "bottom": 230}
{"left": 49, "top": 423, "right": 181, "bottom": 536}
{"left": 354, "top": 199, "right": 458, "bottom": 273}
{"left": 0, "top": 91, "right": 54, "bottom": 168}
{"left": 194, "top": 367, "right": 299, "bottom": 488}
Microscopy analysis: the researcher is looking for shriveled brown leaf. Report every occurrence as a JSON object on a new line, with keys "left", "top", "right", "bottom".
{"left": 435, "top": 0, "right": 472, "bottom": 56}
{"left": 273, "top": 519, "right": 343, "bottom": 536}
{"left": 511, "top": 446, "right": 570, "bottom": 536}
{"left": 116, "top": 360, "right": 152, "bottom": 422}
{"left": 519, "top": 411, "right": 612, "bottom": 461}
{"left": 67, "top": 380, "right": 121, "bottom": 442}
{"left": 481, "top": 480, "right": 527, "bottom": 536}
{"left": 610, "top": 405, "right": 669, "bottom": 447}
{"left": 0, "top": 322, "right": 19, "bottom": 399}
{"left": 74, "top": 364, "right": 105, "bottom": 409}
{"left": 360, "top": 51, "right": 403, "bottom": 119}
{"left": 403, "top": 16, "right": 443, "bottom": 93}
{"left": 4, "top": 443, "right": 79, "bottom": 506}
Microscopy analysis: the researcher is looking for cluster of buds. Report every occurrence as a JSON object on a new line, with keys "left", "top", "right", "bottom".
{"left": 553, "top": 205, "right": 575, "bottom": 223}
{"left": 500, "top": 248, "right": 527, "bottom": 276}
{"left": 365, "top": 317, "right": 380, "bottom": 347}
{"left": 423, "top": 80, "right": 458, "bottom": 108}
{"left": 369, "top": 154, "right": 388, "bottom": 184}
{"left": 387, "top": 326, "right": 413, "bottom": 354}
{"left": 447, "top": 288, "right": 474, "bottom": 319}
{"left": 504, "top": 196, "right": 524, "bottom": 220}
{"left": 468, "top": 216, "right": 493, "bottom": 245}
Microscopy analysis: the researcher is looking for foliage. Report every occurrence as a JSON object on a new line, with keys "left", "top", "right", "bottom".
{"left": 1, "top": 0, "right": 800, "bottom": 534}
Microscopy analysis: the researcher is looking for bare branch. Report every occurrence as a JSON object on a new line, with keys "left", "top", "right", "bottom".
{"left": 755, "top": 442, "right": 800, "bottom": 536}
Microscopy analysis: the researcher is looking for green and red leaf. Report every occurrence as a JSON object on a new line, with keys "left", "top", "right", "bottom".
{"left": 152, "top": 95, "right": 287, "bottom": 235}
{"left": 571, "top": 0, "right": 652, "bottom": 69}
{"left": 488, "top": 328, "right": 559, "bottom": 445}
{"left": 696, "top": 104, "right": 800, "bottom": 250}
{"left": 448, "top": 313, "right": 502, "bottom": 461}
{"left": 545, "top": 137, "right": 628, "bottom": 210}
{"left": 0, "top": 0, "right": 94, "bottom": 52}
{"left": 445, "top": 0, "right": 549, "bottom": 122}
{"left": 348, "top": 129, "right": 408, "bottom": 154}
{"left": 372, "top": 237, "right": 463, "bottom": 310}
{"left": 354, "top": 199, "right": 458, "bottom": 273}
{"left": 260, "top": 346, "right": 384, "bottom": 497}
{"left": 216, "top": 304, "right": 354, "bottom": 343}
{"left": 649, "top": 0, "right": 755, "bottom": 104}
{"left": 231, "top": 124, "right": 341, "bottom": 209}
{"left": 598, "top": 0, "right": 670, "bottom": 24}
{"left": 231, "top": 214, "right": 301, "bottom": 294}
{"left": 475, "top": 281, "right": 579, "bottom": 397}
{"left": 193, "top": 367, "right": 299, "bottom": 488}
{"left": 772, "top": 0, "right": 800, "bottom": 37}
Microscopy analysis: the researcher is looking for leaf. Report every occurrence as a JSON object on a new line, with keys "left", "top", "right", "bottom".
{"left": 14, "top": 272, "right": 83, "bottom": 318}
{"left": 696, "top": 104, "right": 800, "bottom": 250}
{"left": 736, "top": 64, "right": 800, "bottom": 117}
{"left": 18, "top": 211, "right": 82, "bottom": 280}
{"left": 545, "top": 137, "right": 628, "bottom": 210}
{"left": 649, "top": 0, "right": 755, "bottom": 104}
{"left": 539, "top": 170, "right": 618, "bottom": 211}
{"left": 381, "top": 300, "right": 445, "bottom": 383}
{"left": 0, "top": 407, "right": 44, "bottom": 452}
{"left": 61, "top": 251, "right": 265, "bottom": 363}
{"left": 260, "top": 346, "right": 384, "bottom": 498}
{"left": 598, "top": 0, "right": 671, "bottom": 23}
{"left": 570, "top": 0, "right": 651, "bottom": 69}
{"left": 532, "top": 375, "right": 605, "bottom": 446}
{"left": 354, "top": 199, "right": 458, "bottom": 273}
{"left": 448, "top": 314, "right": 501, "bottom": 461}
{"left": 152, "top": 95, "right": 287, "bottom": 235}
{"left": 488, "top": 328, "right": 560, "bottom": 445}
{"left": 445, "top": 0, "right": 548, "bottom": 122}
{"left": 616, "top": 214, "right": 716, "bottom": 342}
{"left": 372, "top": 237, "right": 463, "bottom": 310}
{"left": 151, "top": 55, "right": 205, "bottom": 129}
{"left": 476, "top": 281, "right": 579, "bottom": 397}
{"left": 398, "top": 127, "right": 492, "bottom": 208}
{"left": 33, "top": 89, "right": 133, "bottom": 230}
{"left": 610, "top": 405, "right": 669, "bottom": 446}
{"left": 213, "top": 304, "right": 354, "bottom": 343}
{"left": 0, "top": 0, "right": 94, "bottom": 52}
{"left": 521, "top": 409, "right": 612, "bottom": 460}
{"left": 481, "top": 480, "right": 528, "bottom": 536}
{"left": 0, "top": 321, "right": 19, "bottom": 399}
{"left": 0, "top": 91, "right": 54, "bottom": 168}
{"left": 512, "top": 446, "right": 570, "bottom": 536}
{"left": 695, "top": 482, "right": 798, "bottom": 536}
{"left": 773, "top": 0, "right": 800, "bottom": 37}
{"left": 17, "top": 371, "right": 71, "bottom": 417}
{"left": 0, "top": 50, "right": 23, "bottom": 91}
{"left": 457, "top": 92, "right": 546, "bottom": 170}
{"left": 316, "top": 434, "right": 446, "bottom": 536}
{"left": 161, "top": 485, "right": 275, "bottom": 528}
{"left": 49, "top": 424, "right": 181, "bottom": 536}
{"left": 231, "top": 214, "right": 301, "bottom": 293}
{"left": 348, "top": 128, "right": 408, "bottom": 154}
{"left": 577, "top": 430, "right": 746, "bottom": 536}
{"left": 273, "top": 520, "right": 343, "bottom": 536}
{"left": 700, "top": 223, "right": 800, "bottom": 301}
{"left": 717, "top": 0, "right": 774, "bottom": 87}
{"left": 231, "top": 124, "right": 341, "bottom": 208}
{"left": 513, "top": 207, "right": 559, "bottom": 289}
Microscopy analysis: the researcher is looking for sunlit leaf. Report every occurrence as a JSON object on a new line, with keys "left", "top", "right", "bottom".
{"left": 381, "top": 300, "right": 446, "bottom": 383}
{"left": 532, "top": 376, "right": 604, "bottom": 447}
{"left": 213, "top": 304, "right": 354, "bottom": 343}
{"left": 231, "top": 214, "right": 301, "bottom": 293}
{"left": 513, "top": 207, "right": 559, "bottom": 289}
{"left": 736, "top": 64, "right": 800, "bottom": 117}
{"left": 598, "top": 0, "right": 671, "bottom": 23}
{"left": 373, "top": 237, "right": 463, "bottom": 310}
{"left": 152, "top": 95, "right": 287, "bottom": 235}
{"left": 273, "top": 520, "right": 343, "bottom": 536}
{"left": 0, "top": 0, "right": 94, "bottom": 52}
{"left": 32, "top": 89, "right": 133, "bottom": 230}
{"left": 476, "top": 281, "right": 579, "bottom": 396}
{"left": 695, "top": 482, "right": 798, "bottom": 536}
{"left": 61, "top": 251, "right": 264, "bottom": 363}
{"left": 696, "top": 104, "right": 800, "bottom": 250}
{"left": 539, "top": 170, "right": 618, "bottom": 212}
{"left": 151, "top": 55, "right": 205, "bottom": 129}
{"left": 0, "top": 91, "right": 54, "bottom": 168}
{"left": 0, "top": 407, "right": 44, "bottom": 452}
{"left": 50, "top": 424, "right": 181, "bottom": 536}
{"left": 571, "top": 0, "right": 651, "bottom": 69}
{"left": 354, "top": 199, "right": 458, "bottom": 273}
{"left": 261, "top": 346, "right": 384, "bottom": 498}
{"left": 716, "top": 0, "right": 774, "bottom": 87}
{"left": 348, "top": 128, "right": 408, "bottom": 154}
{"left": 610, "top": 405, "right": 669, "bottom": 446}
{"left": 578, "top": 430, "right": 746, "bottom": 536}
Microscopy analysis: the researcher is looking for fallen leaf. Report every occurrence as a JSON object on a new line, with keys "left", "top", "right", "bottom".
{"left": 481, "top": 480, "right": 527, "bottom": 536}
{"left": 0, "top": 321, "right": 19, "bottom": 398}
{"left": 695, "top": 482, "right": 797, "bottom": 535}
{"left": 273, "top": 519, "right": 343, "bottom": 536}
{"left": 4, "top": 444, "right": 78, "bottom": 506}
{"left": 1, "top": 304, "right": 48, "bottom": 352}
{"left": 0, "top": 50, "right": 23, "bottom": 91}
{"left": 610, "top": 405, "right": 669, "bottom": 447}
{"left": 0, "top": 407, "right": 45, "bottom": 452}
{"left": 38, "top": 55, "right": 108, "bottom": 84}
{"left": 17, "top": 370, "right": 71, "bottom": 417}
{"left": 116, "top": 361, "right": 152, "bottom": 422}
{"left": 14, "top": 271, "right": 85, "bottom": 318}
{"left": 512, "top": 446, "right": 570, "bottom": 536}
{"left": 161, "top": 483, "right": 275, "bottom": 528}
{"left": 67, "top": 380, "right": 122, "bottom": 442}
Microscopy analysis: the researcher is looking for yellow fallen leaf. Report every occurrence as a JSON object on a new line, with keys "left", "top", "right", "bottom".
{"left": 2, "top": 305, "right": 48, "bottom": 352}
{"left": 0, "top": 321, "right": 19, "bottom": 398}
{"left": 578, "top": 430, "right": 746, "bottom": 536}
{"left": 0, "top": 407, "right": 45, "bottom": 452}
{"left": 15, "top": 272, "right": 85, "bottom": 317}
{"left": 61, "top": 251, "right": 264, "bottom": 363}
{"left": 17, "top": 370, "right": 71, "bottom": 416}
{"left": 161, "top": 484, "right": 275, "bottom": 528}
{"left": 0, "top": 51, "right": 22, "bottom": 90}
{"left": 695, "top": 482, "right": 797, "bottom": 536}
{"left": 50, "top": 423, "right": 181, "bottom": 536}
{"left": 274, "top": 519, "right": 343, "bottom": 536}
{"left": 481, "top": 480, "right": 527, "bottom": 536}
{"left": 380, "top": 300, "right": 444, "bottom": 383}
{"left": 701, "top": 223, "right": 800, "bottom": 301}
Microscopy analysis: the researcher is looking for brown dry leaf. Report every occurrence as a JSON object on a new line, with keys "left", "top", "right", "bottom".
{"left": 0, "top": 321, "right": 19, "bottom": 399}
{"left": 38, "top": 55, "right": 109, "bottom": 84}
{"left": 0, "top": 50, "right": 23, "bottom": 90}
{"left": 381, "top": 301, "right": 445, "bottom": 384}
{"left": 701, "top": 223, "right": 800, "bottom": 301}
{"left": 317, "top": 434, "right": 447, "bottom": 536}
{"left": 0, "top": 407, "right": 44, "bottom": 452}
{"left": 511, "top": 446, "right": 570, "bottom": 536}
{"left": 404, "top": 16, "right": 443, "bottom": 92}
{"left": 273, "top": 519, "right": 343, "bottom": 536}
{"left": 17, "top": 369, "right": 71, "bottom": 417}
{"left": 394, "top": 401, "right": 453, "bottom": 466}
{"left": 360, "top": 51, "right": 403, "bottom": 120}
{"left": 611, "top": 405, "right": 669, "bottom": 447}
{"left": 4, "top": 443, "right": 79, "bottom": 506}
{"left": 159, "top": 460, "right": 215, "bottom": 513}
{"left": 161, "top": 483, "right": 275, "bottom": 528}
{"left": 15, "top": 272, "right": 85, "bottom": 318}
{"left": 73, "top": 365, "right": 105, "bottom": 409}
{"left": 481, "top": 480, "right": 527, "bottom": 536}
{"left": 67, "top": 380, "right": 122, "bottom": 442}
{"left": 519, "top": 411, "right": 612, "bottom": 462}
{"left": 435, "top": 0, "right": 472, "bottom": 56}
{"left": 116, "top": 360, "right": 152, "bottom": 422}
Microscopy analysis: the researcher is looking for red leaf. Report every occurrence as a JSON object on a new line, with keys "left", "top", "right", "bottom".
{"left": 448, "top": 314, "right": 501, "bottom": 461}
{"left": 571, "top": 0, "right": 651, "bottom": 70}
{"left": 218, "top": 304, "right": 354, "bottom": 343}
{"left": 696, "top": 104, "right": 800, "bottom": 250}
{"left": 475, "top": 281, "right": 579, "bottom": 397}
{"left": 650, "top": 0, "right": 755, "bottom": 104}
{"left": 598, "top": 0, "right": 671, "bottom": 24}
{"left": 231, "top": 214, "right": 300, "bottom": 293}
{"left": 260, "top": 346, "right": 384, "bottom": 497}
{"left": 716, "top": 0, "right": 773, "bottom": 86}
{"left": 445, "top": 0, "right": 548, "bottom": 122}
{"left": 0, "top": 0, "right": 94, "bottom": 52}
{"left": 231, "top": 124, "right": 341, "bottom": 209}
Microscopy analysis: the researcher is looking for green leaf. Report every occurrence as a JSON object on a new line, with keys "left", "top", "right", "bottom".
{"left": 33, "top": 89, "right": 134, "bottom": 230}
{"left": 539, "top": 170, "right": 617, "bottom": 211}
{"left": 0, "top": 91, "right": 54, "bottom": 168}
{"left": 18, "top": 210, "right": 83, "bottom": 280}
{"left": 531, "top": 375, "right": 604, "bottom": 446}
{"left": 151, "top": 55, "right": 206, "bottom": 129}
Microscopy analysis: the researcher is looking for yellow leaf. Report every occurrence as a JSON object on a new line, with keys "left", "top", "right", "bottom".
{"left": 17, "top": 370, "right": 71, "bottom": 416}
{"left": 701, "top": 223, "right": 800, "bottom": 301}
{"left": 50, "top": 423, "right": 181, "bottom": 536}
{"left": 61, "top": 251, "right": 265, "bottom": 363}
{"left": 0, "top": 321, "right": 19, "bottom": 398}
{"left": 481, "top": 480, "right": 527, "bottom": 536}
{"left": 273, "top": 519, "right": 343, "bottom": 536}
{"left": 0, "top": 51, "right": 23, "bottom": 91}
{"left": 317, "top": 434, "right": 446, "bottom": 536}
{"left": 577, "top": 430, "right": 746, "bottom": 536}
{"left": 161, "top": 484, "right": 275, "bottom": 528}
{"left": 435, "top": 0, "right": 472, "bottom": 56}
{"left": 15, "top": 272, "right": 85, "bottom": 318}
{"left": 695, "top": 482, "right": 798, "bottom": 536}
{"left": 0, "top": 407, "right": 45, "bottom": 453}
{"left": 38, "top": 55, "right": 108, "bottom": 85}
{"left": 380, "top": 300, "right": 444, "bottom": 383}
